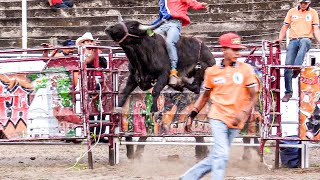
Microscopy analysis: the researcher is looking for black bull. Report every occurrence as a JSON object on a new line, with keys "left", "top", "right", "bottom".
{"left": 105, "top": 20, "right": 215, "bottom": 159}
{"left": 105, "top": 20, "right": 216, "bottom": 112}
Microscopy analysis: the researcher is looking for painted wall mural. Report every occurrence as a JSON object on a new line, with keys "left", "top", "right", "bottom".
{"left": 117, "top": 58, "right": 262, "bottom": 136}
{"left": 120, "top": 90, "right": 262, "bottom": 136}
{"left": 0, "top": 76, "right": 31, "bottom": 139}
{"left": 0, "top": 67, "right": 82, "bottom": 139}
{"left": 300, "top": 66, "right": 320, "bottom": 140}
{"left": 0, "top": 56, "right": 263, "bottom": 139}
{"left": 121, "top": 91, "right": 211, "bottom": 136}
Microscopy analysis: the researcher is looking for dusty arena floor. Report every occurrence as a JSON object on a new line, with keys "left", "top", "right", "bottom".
{"left": 0, "top": 143, "right": 319, "bottom": 180}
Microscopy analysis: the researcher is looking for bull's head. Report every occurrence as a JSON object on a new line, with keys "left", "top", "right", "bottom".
{"left": 105, "top": 20, "right": 165, "bottom": 44}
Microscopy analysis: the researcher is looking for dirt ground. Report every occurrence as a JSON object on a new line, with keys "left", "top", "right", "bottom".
{"left": 0, "top": 143, "right": 319, "bottom": 180}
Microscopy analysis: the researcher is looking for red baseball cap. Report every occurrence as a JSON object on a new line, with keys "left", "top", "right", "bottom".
{"left": 218, "top": 32, "right": 246, "bottom": 49}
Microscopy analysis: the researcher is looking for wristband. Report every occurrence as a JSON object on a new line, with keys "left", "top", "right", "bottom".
{"left": 189, "top": 110, "right": 198, "bottom": 119}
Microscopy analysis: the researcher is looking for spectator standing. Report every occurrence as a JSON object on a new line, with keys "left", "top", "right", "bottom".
{"left": 276, "top": 0, "right": 320, "bottom": 102}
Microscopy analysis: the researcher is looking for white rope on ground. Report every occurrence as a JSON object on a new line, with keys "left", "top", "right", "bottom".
{"left": 66, "top": 81, "right": 104, "bottom": 170}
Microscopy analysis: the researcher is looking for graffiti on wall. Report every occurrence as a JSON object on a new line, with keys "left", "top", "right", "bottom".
{"left": 0, "top": 68, "right": 82, "bottom": 139}
{"left": 120, "top": 90, "right": 262, "bottom": 136}
{"left": 118, "top": 57, "right": 262, "bottom": 136}
{"left": 0, "top": 75, "right": 32, "bottom": 139}
{"left": 121, "top": 90, "right": 211, "bottom": 136}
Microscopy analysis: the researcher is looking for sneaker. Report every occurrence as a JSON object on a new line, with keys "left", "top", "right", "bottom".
{"left": 292, "top": 70, "right": 300, "bottom": 78}
{"left": 169, "top": 75, "right": 179, "bottom": 86}
{"left": 169, "top": 69, "right": 179, "bottom": 86}
{"left": 281, "top": 94, "right": 292, "bottom": 102}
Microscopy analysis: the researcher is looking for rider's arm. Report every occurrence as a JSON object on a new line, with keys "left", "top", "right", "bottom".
{"left": 183, "top": 0, "right": 208, "bottom": 10}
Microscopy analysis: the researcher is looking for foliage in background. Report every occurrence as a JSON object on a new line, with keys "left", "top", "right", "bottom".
{"left": 32, "top": 67, "right": 73, "bottom": 107}
{"left": 57, "top": 77, "right": 73, "bottom": 107}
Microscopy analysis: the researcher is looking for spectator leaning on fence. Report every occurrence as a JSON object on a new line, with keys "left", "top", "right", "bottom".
{"left": 276, "top": 0, "right": 320, "bottom": 102}
{"left": 76, "top": 32, "right": 108, "bottom": 86}
{"left": 75, "top": 32, "right": 108, "bottom": 69}
{"left": 56, "top": 39, "right": 75, "bottom": 56}
{"left": 181, "top": 33, "right": 258, "bottom": 180}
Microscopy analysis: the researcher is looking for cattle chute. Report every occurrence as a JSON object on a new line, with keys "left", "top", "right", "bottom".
{"left": 0, "top": 42, "right": 319, "bottom": 169}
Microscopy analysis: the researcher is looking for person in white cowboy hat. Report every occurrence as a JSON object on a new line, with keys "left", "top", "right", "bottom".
{"left": 75, "top": 32, "right": 108, "bottom": 77}
{"left": 76, "top": 32, "right": 108, "bottom": 120}
{"left": 76, "top": 32, "right": 100, "bottom": 65}
{"left": 76, "top": 32, "right": 95, "bottom": 46}
{"left": 75, "top": 32, "right": 107, "bottom": 66}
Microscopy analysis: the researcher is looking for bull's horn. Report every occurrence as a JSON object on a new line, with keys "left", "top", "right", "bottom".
{"left": 138, "top": 24, "right": 153, "bottom": 31}
{"left": 138, "top": 19, "right": 167, "bottom": 31}
{"left": 118, "top": 14, "right": 123, "bottom": 22}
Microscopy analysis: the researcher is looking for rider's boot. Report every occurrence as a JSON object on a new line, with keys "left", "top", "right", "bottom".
{"left": 169, "top": 69, "right": 179, "bottom": 86}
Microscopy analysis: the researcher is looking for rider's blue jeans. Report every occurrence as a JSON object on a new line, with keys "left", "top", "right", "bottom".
{"left": 154, "top": 19, "right": 181, "bottom": 70}
{"left": 284, "top": 38, "right": 311, "bottom": 94}
{"left": 180, "top": 119, "right": 240, "bottom": 180}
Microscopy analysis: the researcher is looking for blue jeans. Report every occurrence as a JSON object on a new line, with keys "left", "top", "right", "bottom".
{"left": 284, "top": 38, "right": 311, "bottom": 94}
{"left": 54, "top": 3, "right": 69, "bottom": 8}
{"left": 181, "top": 119, "right": 240, "bottom": 180}
{"left": 154, "top": 19, "right": 181, "bottom": 70}
{"left": 54, "top": 1, "right": 73, "bottom": 8}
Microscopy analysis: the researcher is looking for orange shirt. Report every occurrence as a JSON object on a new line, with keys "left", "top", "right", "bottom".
{"left": 203, "top": 61, "right": 257, "bottom": 129}
{"left": 284, "top": 7, "right": 319, "bottom": 39}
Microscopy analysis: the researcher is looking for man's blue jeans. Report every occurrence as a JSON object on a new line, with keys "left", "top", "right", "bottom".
{"left": 181, "top": 119, "right": 240, "bottom": 180}
{"left": 154, "top": 19, "right": 181, "bottom": 70}
{"left": 284, "top": 38, "right": 311, "bottom": 94}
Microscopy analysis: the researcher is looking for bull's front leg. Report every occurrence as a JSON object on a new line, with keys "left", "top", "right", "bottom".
{"left": 118, "top": 74, "right": 138, "bottom": 107}
{"left": 151, "top": 74, "right": 169, "bottom": 112}
{"left": 184, "top": 70, "right": 204, "bottom": 94}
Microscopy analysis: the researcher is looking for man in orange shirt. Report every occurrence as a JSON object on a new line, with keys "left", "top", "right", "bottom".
{"left": 180, "top": 33, "right": 258, "bottom": 180}
{"left": 276, "top": 0, "right": 320, "bottom": 102}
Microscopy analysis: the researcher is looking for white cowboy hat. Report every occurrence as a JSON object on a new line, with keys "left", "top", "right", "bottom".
{"left": 76, "top": 32, "right": 95, "bottom": 46}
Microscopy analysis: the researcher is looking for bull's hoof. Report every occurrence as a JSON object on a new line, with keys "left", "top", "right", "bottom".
{"left": 134, "top": 152, "right": 143, "bottom": 159}
{"left": 125, "top": 137, "right": 134, "bottom": 159}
